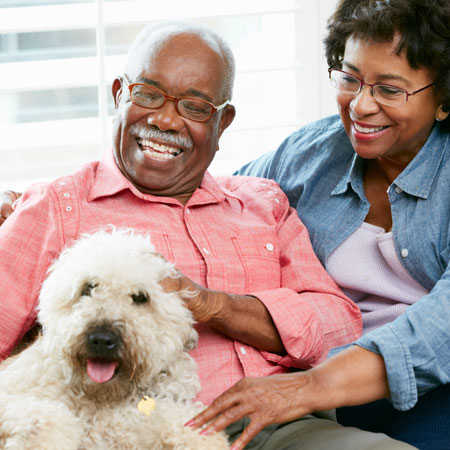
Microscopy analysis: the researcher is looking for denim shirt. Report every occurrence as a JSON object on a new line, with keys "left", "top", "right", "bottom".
{"left": 237, "top": 115, "right": 450, "bottom": 410}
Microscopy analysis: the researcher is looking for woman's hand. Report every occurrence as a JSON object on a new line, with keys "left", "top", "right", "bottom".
{"left": 187, "top": 372, "right": 319, "bottom": 450}
{"left": 186, "top": 372, "right": 313, "bottom": 450}
{"left": 0, "top": 190, "right": 21, "bottom": 225}
{"left": 187, "top": 346, "right": 390, "bottom": 450}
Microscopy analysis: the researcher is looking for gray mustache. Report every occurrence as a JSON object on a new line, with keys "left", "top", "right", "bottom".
{"left": 129, "top": 124, "right": 193, "bottom": 150}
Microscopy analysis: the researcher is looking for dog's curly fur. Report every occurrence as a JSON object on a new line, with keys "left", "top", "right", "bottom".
{"left": 0, "top": 228, "right": 229, "bottom": 449}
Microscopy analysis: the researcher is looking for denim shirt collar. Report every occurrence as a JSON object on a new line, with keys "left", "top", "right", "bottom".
{"left": 331, "top": 122, "right": 449, "bottom": 200}
{"left": 331, "top": 153, "right": 365, "bottom": 199}
{"left": 395, "top": 124, "right": 449, "bottom": 199}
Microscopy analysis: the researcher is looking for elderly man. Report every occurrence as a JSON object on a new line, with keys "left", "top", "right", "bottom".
{"left": 0, "top": 22, "right": 415, "bottom": 450}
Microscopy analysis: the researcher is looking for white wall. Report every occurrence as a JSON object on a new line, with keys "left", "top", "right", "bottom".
{"left": 0, "top": 0, "right": 339, "bottom": 191}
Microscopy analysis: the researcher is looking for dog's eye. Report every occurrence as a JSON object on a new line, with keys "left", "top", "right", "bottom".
{"left": 81, "top": 282, "right": 96, "bottom": 297}
{"left": 131, "top": 292, "right": 149, "bottom": 304}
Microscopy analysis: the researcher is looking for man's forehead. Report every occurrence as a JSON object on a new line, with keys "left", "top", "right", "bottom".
{"left": 127, "top": 34, "right": 226, "bottom": 99}
{"left": 129, "top": 34, "right": 216, "bottom": 72}
{"left": 146, "top": 33, "right": 220, "bottom": 63}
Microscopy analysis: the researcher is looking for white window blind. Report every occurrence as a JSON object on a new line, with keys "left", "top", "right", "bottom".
{"left": 0, "top": 0, "right": 338, "bottom": 192}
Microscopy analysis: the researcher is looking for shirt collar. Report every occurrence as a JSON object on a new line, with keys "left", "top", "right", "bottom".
{"left": 331, "top": 122, "right": 449, "bottom": 200}
{"left": 332, "top": 153, "right": 365, "bottom": 198}
{"left": 88, "top": 148, "right": 133, "bottom": 201}
{"left": 394, "top": 123, "right": 449, "bottom": 199}
{"left": 88, "top": 148, "right": 238, "bottom": 206}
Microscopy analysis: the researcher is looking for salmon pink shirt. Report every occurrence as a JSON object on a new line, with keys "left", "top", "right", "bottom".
{"left": 0, "top": 149, "right": 361, "bottom": 404}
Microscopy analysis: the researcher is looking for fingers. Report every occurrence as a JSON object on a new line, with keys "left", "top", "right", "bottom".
{"left": 186, "top": 376, "right": 306, "bottom": 449}
{"left": 189, "top": 389, "right": 244, "bottom": 430}
{"left": 188, "top": 378, "right": 264, "bottom": 434}
{"left": 160, "top": 274, "right": 183, "bottom": 293}
{"left": 229, "top": 419, "right": 265, "bottom": 450}
{"left": 0, "top": 190, "right": 18, "bottom": 225}
{"left": 186, "top": 389, "right": 266, "bottom": 450}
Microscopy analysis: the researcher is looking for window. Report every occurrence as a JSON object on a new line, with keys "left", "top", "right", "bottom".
{"left": 0, "top": 0, "right": 338, "bottom": 191}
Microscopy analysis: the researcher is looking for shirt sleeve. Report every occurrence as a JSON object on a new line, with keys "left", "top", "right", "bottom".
{"left": 249, "top": 199, "right": 362, "bottom": 369}
{"left": 356, "top": 263, "right": 450, "bottom": 410}
{"left": 0, "top": 184, "right": 62, "bottom": 359}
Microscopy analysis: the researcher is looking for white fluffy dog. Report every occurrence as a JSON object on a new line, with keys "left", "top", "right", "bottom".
{"left": 0, "top": 228, "right": 229, "bottom": 449}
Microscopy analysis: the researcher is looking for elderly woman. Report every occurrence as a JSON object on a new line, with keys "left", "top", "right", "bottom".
{"left": 191, "top": 0, "right": 450, "bottom": 449}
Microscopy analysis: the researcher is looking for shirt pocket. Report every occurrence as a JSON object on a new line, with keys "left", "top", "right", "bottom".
{"left": 229, "top": 227, "right": 281, "bottom": 293}
{"left": 147, "top": 231, "right": 175, "bottom": 263}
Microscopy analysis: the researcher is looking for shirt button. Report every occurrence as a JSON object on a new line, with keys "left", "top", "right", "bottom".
{"left": 186, "top": 208, "right": 190, "bottom": 214}
{"left": 267, "top": 190, "right": 274, "bottom": 195}
{"left": 59, "top": 181, "right": 66, "bottom": 186}
{"left": 395, "top": 186, "right": 403, "bottom": 194}
{"left": 240, "top": 346, "right": 247, "bottom": 355}
{"left": 63, "top": 193, "right": 70, "bottom": 198}
{"left": 266, "top": 243, "right": 274, "bottom": 252}
{"left": 401, "top": 248, "right": 409, "bottom": 258}
{"left": 65, "top": 206, "right": 72, "bottom": 212}
{"left": 274, "top": 198, "right": 280, "bottom": 204}
{"left": 203, "top": 248, "right": 210, "bottom": 255}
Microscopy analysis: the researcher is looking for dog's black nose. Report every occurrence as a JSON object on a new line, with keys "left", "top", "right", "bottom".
{"left": 87, "top": 328, "right": 120, "bottom": 356}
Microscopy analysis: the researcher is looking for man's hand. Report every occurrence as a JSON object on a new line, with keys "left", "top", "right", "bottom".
{"left": 186, "top": 373, "right": 318, "bottom": 450}
{"left": 161, "top": 272, "right": 225, "bottom": 323}
{"left": 0, "top": 191, "right": 21, "bottom": 225}
{"left": 161, "top": 270, "right": 284, "bottom": 354}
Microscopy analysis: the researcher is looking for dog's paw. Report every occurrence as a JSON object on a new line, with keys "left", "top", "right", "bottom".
{"left": 160, "top": 424, "right": 230, "bottom": 450}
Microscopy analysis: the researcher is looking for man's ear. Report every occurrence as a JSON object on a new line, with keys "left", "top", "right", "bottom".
{"left": 218, "top": 104, "right": 236, "bottom": 138}
{"left": 112, "top": 77, "right": 123, "bottom": 109}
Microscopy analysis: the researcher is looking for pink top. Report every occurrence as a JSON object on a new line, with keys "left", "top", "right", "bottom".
{"left": 326, "top": 222, "right": 428, "bottom": 334}
{"left": 0, "top": 149, "right": 361, "bottom": 404}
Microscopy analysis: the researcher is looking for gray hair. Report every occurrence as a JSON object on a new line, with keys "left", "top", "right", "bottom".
{"left": 125, "top": 21, "right": 235, "bottom": 102}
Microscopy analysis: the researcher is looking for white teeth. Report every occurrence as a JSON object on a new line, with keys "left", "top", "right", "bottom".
{"left": 137, "top": 138, "right": 182, "bottom": 158}
{"left": 354, "top": 123, "right": 385, "bottom": 133}
{"left": 143, "top": 149, "right": 176, "bottom": 160}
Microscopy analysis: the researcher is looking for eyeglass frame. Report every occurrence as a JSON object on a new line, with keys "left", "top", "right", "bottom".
{"left": 121, "top": 74, "right": 230, "bottom": 122}
{"left": 328, "top": 68, "right": 435, "bottom": 107}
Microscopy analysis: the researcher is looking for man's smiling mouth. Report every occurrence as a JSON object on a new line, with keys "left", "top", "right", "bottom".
{"left": 137, "top": 138, "right": 183, "bottom": 160}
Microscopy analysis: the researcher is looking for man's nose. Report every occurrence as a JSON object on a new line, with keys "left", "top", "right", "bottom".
{"left": 146, "top": 99, "right": 184, "bottom": 132}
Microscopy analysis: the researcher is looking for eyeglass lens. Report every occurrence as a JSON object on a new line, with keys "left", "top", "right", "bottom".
{"left": 329, "top": 70, "right": 406, "bottom": 106}
{"left": 131, "top": 84, "right": 213, "bottom": 121}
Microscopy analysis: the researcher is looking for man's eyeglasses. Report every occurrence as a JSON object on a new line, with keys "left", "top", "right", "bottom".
{"left": 122, "top": 74, "right": 230, "bottom": 122}
{"left": 328, "top": 68, "right": 434, "bottom": 108}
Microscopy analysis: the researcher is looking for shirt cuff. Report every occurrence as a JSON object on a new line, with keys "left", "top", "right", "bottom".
{"left": 250, "top": 288, "right": 324, "bottom": 369}
{"left": 356, "top": 323, "right": 418, "bottom": 411}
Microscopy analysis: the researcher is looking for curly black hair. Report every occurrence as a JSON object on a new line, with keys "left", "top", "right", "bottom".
{"left": 324, "top": 0, "right": 450, "bottom": 122}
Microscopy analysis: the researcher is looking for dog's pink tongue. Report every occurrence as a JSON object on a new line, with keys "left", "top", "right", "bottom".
{"left": 87, "top": 360, "right": 118, "bottom": 383}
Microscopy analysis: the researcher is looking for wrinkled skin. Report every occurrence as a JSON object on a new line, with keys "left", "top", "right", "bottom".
{"left": 189, "top": 372, "right": 319, "bottom": 449}
{"left": 188, "top": 346, "right": 389, "bottom": 450}
{"left": 160, "top": 273, "right": 225, "bottom": 323}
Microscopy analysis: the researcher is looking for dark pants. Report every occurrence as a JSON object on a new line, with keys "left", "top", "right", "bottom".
{"left": 337, "top": 383, "right": 450, "bottom": 450}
